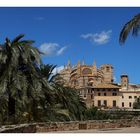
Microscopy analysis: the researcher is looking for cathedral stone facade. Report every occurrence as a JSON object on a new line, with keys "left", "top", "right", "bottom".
{"left": 60, "top": 60, "right": 114, "bottom": 88}
{"left": 59, "top": 60, "right": 114, "bottom": 107}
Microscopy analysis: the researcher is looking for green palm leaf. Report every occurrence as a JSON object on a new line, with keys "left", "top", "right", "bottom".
{"left": 119, "top": 13, "right": 140, "bottom": 44}
{"left": 11, "top": 34, "right": 25, "bottom": 45}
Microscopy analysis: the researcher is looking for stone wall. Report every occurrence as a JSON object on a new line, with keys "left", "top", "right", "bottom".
{"left": 0, "top": 123, "right": 36, "bottom": 133}
{"left": 36, "top": 121, "right": 79, "bottom": 132}
{"left": 0, "top": 119, "right": 140, "bottom": 133}
{"left": 36, "top": 119, "right": 138, "bottom": 132}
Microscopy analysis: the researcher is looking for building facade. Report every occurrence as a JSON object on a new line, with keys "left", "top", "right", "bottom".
{"left": 93, "top": 83, "right": 120, "bottom": 108}
{"left": 118, "top": 75, "right": 140, "bottom": 109}
{"left": 59, "top": 60, "right": 140, "bottom": 109}
{"left": 60, "top": 60, "right": 114, "bottom": 88}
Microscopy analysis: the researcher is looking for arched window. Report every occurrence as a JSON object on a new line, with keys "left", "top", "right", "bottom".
{"left": 82, "top": 68, "right": 92, "bottom": 75}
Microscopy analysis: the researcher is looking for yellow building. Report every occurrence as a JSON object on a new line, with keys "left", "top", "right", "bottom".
{"left": 119, "top": 90, "right": 140, "bottom": 109}
{"left": 118, "top": 75, "right": 140, "bottom": 109}
{"left": 93, "top": 83, "right": 120, "bottom": 108}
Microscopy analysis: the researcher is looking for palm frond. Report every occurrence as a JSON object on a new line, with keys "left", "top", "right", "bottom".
{"left": 11, "top": 34, "right": 25, "bottom": 45}
{"left": 119, "top": 13, "right": 140, "bottom": 44}
{"left": 5, "top": 37, "right": 11, "bottom": 48}
{"left": 19, "top": 40, "right": 35, "bottom": 45}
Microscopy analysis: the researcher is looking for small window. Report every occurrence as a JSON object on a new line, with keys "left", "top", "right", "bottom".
{"left": 98, "top": 93, "right": 101, "bottom": 96}
{"left": 134, "top": 96, "right": 137, "bottom": 99}
{"left": 98, "top": 100, "right": 101, "bottom": 106}
{"left": 122, "top": 102, "right": 124, "bottom": 107}
{"left": 129, "top": 96, "right": 132, "bottom": 99}
{"left": 102, "top": 89, "right": 105, "bottom": 91}
{"left": 91, "top": 94, "right": 93, "bottom": 99}
{"left": 104, "top": 100, "right": 107, "bottom": 107}
{"left": 113, "top": 100, "right": 116, "bottom": 107}
{"left": 122, "top": 96, "right": 124, "bottom": 98}
{"left": 113, "top": 93, "right": 117, "bottom": 96}
{"left": 106, "top": 67, "right": 110, "bottom": 72}
{"left": 129, "top": 102, "right": 132, "bottom": 107}
{"left": 108, "top": 89, "right": 111, "bottom": 91}
{"left": 104, "top": 93, "right": 106, "bottom": 96}
{"left": 97, "top": 89, "right": 100, "bottom": 91}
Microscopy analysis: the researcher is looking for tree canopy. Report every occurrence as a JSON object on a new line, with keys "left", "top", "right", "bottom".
{"left": 0, "top": 34, "right": 86, "bottom": 124}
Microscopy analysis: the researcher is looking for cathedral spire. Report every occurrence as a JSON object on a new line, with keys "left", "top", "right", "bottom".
{"left": 68, "top": 59, "right": 70, "bottom": 65}
{"left": 67, "top": 59, "right": 71, "bottom": 69}
{"left": 77, "top": 60, "right": 80, "bottom": 67}
{"left": 93, "top": 60, "right": 96, "bottom": 66}
{"left": 93, "top": 60, "right": 97, "bottom": 68}
{"left": 82, "top": 57, "right": 85, "bottom": 65}
{"left": 82, "top": 59, "right": 85, "bottom": 65}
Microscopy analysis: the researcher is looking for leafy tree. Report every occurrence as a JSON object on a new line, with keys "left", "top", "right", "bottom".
{"left": 119, "top": 13, "right": 140, "bottom": 44}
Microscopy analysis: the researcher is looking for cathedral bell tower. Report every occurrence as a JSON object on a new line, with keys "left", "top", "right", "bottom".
{"left": 121, "top": 74, "right": 129, "bottom": 90}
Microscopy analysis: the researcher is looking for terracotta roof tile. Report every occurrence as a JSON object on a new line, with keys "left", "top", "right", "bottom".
{"left": 94, "top": 83, "right": 120, "bottom": 89}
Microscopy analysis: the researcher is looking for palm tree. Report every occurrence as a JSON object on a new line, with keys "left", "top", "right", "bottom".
{"left": 0, "top": 35, "right": 86, "bottom": 124}
{"left": 119, "top": 13, "right": 140, "bottom": 44}
{"left": 40, "top": 64, "right": 86, "bottom": 121}
{"left": 58, "top": 86, "right": 86, "bottom": 121}
{"left": 0, "top": 34, "right": 46, "bottom": 123}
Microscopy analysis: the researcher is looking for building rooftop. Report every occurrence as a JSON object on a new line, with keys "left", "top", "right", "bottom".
{"left": 94, "top": 83, "right": 121, "bottom": 89}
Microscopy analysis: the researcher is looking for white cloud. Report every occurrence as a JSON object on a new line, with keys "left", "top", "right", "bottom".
{"left": 39, "top": 43, "right": 67, "bottom": 56}
{"left": 81, "top": 30, "right": 112, "bottom": 45}
{"left": 39, "top": 43, "right": 58, "bottom": 56}
{"left": 52, "top": 65, "right": 64, "bottom": 75}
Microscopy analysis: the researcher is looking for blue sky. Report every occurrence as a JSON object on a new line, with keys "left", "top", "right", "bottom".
{"left": 0, "top": 7, "right": 140, "bottom": 84}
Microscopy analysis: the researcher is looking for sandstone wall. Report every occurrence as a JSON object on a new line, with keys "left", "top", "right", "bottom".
{"left": 0, "top": 119, "right": 140, "bottom": 133}
{"left": 0, "top": 123, "right": 36, "bottom": 133}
